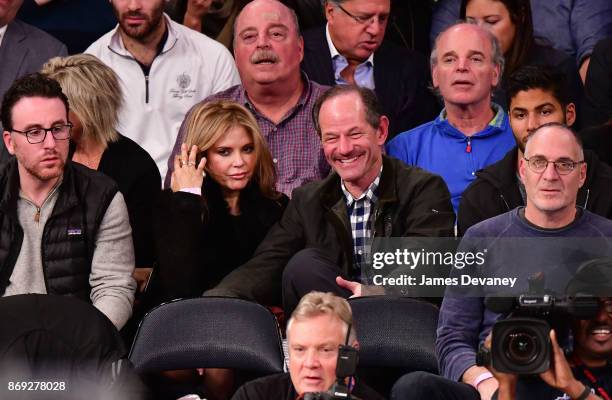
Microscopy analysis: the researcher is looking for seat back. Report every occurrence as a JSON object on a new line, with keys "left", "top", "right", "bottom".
{"left": 348, "top": 296, "right": 440, "bottom": 398}
{"left": 129, "top": 297, "right": 284, "bottom": 375}
{"left": 0, "top": 294, "right": 146, "bottom": 399}
{"left": 349, "top": 296, "right": 439, "bottom": 372}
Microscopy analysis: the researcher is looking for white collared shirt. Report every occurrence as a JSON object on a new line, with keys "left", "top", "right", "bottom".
{"left": 0, "top": 25, "right": 8, "bottom": 47}
{"left": 325, "top": 23, "right": 375, "bottom": 90}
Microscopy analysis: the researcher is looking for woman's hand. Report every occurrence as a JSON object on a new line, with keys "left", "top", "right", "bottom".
{"left": 171, "top": 143, "right": 207, "bottom": 193}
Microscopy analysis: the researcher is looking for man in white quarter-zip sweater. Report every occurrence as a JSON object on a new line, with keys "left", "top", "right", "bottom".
{"left": 86, "top": 0, "right": 240, "bottom": 180}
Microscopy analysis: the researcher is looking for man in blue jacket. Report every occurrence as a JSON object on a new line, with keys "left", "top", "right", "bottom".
{"left": 386, "top": 22, "right": 515, "bottom": 215}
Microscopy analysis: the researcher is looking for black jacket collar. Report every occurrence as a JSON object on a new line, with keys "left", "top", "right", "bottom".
{"left": 474, "top": 146, "right": 606, "bottom": 209}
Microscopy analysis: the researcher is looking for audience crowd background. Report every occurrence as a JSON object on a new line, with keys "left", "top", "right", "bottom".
{"left": 1, "top": 0, "right": 611, "bottom": 399}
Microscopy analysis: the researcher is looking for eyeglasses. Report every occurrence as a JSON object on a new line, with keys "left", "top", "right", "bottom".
{"left": 336, "top": 4, "right": 389, "bottom": 26}
{"left": 523, "top": 156, "right": 584, "bottom": 175}
{"left": 11, "top": 123, "right": 72, "bottom": 144}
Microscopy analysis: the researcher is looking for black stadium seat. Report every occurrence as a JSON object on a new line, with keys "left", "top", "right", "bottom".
{"left": 129, "top": 297, "right": 284, "bottom": 398}
{"left": 349, "top": 296, "right": 440, "bottom": 397}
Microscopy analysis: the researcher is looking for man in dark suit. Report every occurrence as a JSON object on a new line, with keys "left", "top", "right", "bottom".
{"left": 0, "top": 0, "right": 67, "bottom": 164}
{"left": 300, "top": 0, "right": 439, "bottom": 139}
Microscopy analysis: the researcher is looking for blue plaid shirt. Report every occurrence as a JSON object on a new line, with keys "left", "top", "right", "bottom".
{"left": 341, "top": 167, "right": 382, "bottom": 281}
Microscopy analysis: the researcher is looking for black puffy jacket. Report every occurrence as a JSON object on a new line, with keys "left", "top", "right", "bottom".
{"left": 0, "top": 160, "right": 118, "bottom": 299}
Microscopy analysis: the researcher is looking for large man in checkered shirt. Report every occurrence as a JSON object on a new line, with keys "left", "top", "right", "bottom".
{"left": 206, "top": 85, "right": 455, "bottom": 314}
{"left": 165, "top": 0, "right": 330, "bottom": 197}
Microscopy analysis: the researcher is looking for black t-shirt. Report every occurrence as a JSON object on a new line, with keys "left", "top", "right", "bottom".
{"left": 231, "top": 373, "right": 385, "bottom": 400}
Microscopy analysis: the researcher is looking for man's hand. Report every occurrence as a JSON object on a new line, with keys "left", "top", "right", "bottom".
{"left": 478, "top": 378, "right": 501, "bottom": 400}
{"left": 483, "top": 333, "right": 516, "bottom": 400}
{"left": 133, "top": 267, "right": 153, "bottom": 294}
{"left": 462, "top": 365, "right": 500, "bottom": 400}
{"left": 539, "top": 330, "right": 588, "bottom": 399}
{"left": 336, "top": 276, "right": 362, "bottom": 298}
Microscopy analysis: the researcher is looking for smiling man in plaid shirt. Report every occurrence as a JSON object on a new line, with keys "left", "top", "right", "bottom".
{"left": 206, "top": 85, "right": 454, "bottom": 314}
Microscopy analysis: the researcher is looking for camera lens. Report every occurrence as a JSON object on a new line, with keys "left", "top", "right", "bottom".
{"left": 503, "top": 329, "right": 540, "bottom": 366}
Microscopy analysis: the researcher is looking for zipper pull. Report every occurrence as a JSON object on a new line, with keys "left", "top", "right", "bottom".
{"left": 466, "top": 138, "right": 472, "bottom": 153}
{"left": 145, "top": 75, "right": 150, "bottom": 103}
{"left": 34, "top": 207, "right": 40, "bottom": 223}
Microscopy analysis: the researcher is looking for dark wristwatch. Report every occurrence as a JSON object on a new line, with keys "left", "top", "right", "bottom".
{"left": 575, "top": 385, "right": 592, "bottom": 400}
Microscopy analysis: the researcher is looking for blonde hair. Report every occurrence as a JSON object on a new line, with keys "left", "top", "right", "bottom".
{"left": 184, "top": 100, "right": 279, "bottom": 199}
{"left": 287, "top": 292, "right": 357, "bottom": 344}
{"left": 41, "top": 54, "right": 121, "bottom": 148}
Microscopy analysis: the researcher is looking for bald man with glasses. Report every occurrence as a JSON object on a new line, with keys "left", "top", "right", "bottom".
{"left": 393, "top": 123, "right": 612, "bottom": 400}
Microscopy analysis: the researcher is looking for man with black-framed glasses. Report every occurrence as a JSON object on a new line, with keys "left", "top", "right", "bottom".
{"left": 300, "top": 0, "right": 439, "bottom": 138}
{"left": 0, "top": 73, "right": 136, "bottom": 330}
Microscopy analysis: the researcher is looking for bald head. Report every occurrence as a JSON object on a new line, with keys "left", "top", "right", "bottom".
{"left": 519, "top": 122, "right": 587, "bottom": 228}
{"left": 232, "top": 0, "right": 304, "bottom": 88}
{"left": 430, "top": 22, "right": 504, "bottom": 109}
{"left": 431, "top": 22, "right": 504, "bottom": 71}
{"left": 524, "top": 123, "right": 583, "bottom": 161}
{"left": 235, "top": 0, "right": 300, "bottom": 41}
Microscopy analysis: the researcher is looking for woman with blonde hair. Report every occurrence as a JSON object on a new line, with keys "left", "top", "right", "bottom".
{"left": 156, "top": 100, "right": 287, "bottom": 302}
{"left": 41, "top": 54, "right": 160, "bottom": 279}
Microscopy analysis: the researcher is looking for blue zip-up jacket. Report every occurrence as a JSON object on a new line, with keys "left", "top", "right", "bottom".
{"left": 386, "top": 105, "right": 515, "bottom": 214}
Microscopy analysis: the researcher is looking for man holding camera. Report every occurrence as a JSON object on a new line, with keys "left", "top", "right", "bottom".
{"left": 490, "top": 302, "right": 612, "bottom": 400}
{"left": 232, "top": 291, "right": 383, "bottom": 400}
{"left": 492, "top": 260, "right": 612, "bottom": 400}
{"left": 392, "top": 123, "right": 612, "bottom": 400}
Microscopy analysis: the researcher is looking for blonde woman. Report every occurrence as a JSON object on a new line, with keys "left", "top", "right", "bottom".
{"left": 156, "top": 100, "right": 287, "bottom": 302}
{"left": 41, "top": 54, "right": 160, "bottom": 282}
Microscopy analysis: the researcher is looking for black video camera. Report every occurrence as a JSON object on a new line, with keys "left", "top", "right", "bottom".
{"left": 478, "top": 293, "right": 599, "bottom": 374}
{"left": 479, "top": 261, "right": 612, "bottom": 375}
{"left": 303, "top": 325, "right": 360, "bottom": 400}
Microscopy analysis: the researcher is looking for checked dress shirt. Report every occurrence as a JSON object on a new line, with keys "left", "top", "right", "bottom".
{"left": 341, "top": 167, "right": 382, "bottom": 281}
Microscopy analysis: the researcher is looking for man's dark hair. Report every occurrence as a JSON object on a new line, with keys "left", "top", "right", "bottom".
{"left": 1, "top": 73, "right": 69, "bottom": 132}
{"left": 506, "top": 65, "right": 570, "bottom": 109}
{"left": 312, "top": 85, "right": 384, "bottom": 136}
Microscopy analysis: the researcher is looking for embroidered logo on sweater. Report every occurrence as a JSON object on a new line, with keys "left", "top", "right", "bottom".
{"left": 67, "top": 228, "right": 82, "bottom": 236}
